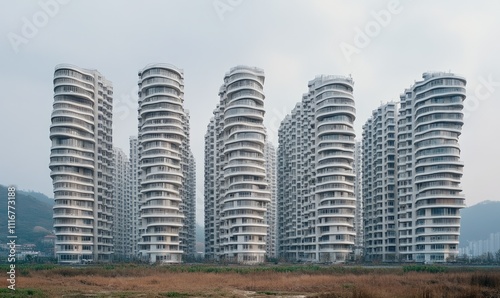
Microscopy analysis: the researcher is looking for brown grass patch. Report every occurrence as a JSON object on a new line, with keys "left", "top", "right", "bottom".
{"left": 2, "top": 265, "right": 500, "bottom": 297}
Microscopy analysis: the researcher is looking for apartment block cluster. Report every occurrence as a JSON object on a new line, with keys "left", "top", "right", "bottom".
{"left": 49, "top": 64, "right": 196, "bottom": 263}
{"left": 459, "top": 232, "right": 500, "bottom": 258}
{"left": 49, "top": 63, "right": 467, "bottom": 264}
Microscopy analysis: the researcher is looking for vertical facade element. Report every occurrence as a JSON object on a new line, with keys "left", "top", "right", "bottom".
{"left": 137, "top": 63, "right": 187, "bottom": 263}
{"left": 397, "top": 72, "right": 466, "bottom": 263}
{"left": 112, "top": 147, "right": 131, "bottom": 259}
{"left": 179, "top": 111, "right": 196, "bottom": 258}
{"left": 278, "top": 75, "right": 356, "bottom": 263}
{"left": 129, "top": 136, "right": 140, "bottom": 257}
{"left": 353, "top": 141, "right": 363, "bottom": 257}
{"left": 204, "top": 66, "right": 270, "bottom": 264}
{"left": 397, "top": 87, "right": 414, "bottom": 260}
{"left": 362, "top": 103, "right": 397, "bottom": 262}
{"left": 183, "top": 150, "right": 196, "bottom": 257}
{"left": 50, "top": 64, "right": 113, "bottom": 263}
{"left": 204, "top": 118, "right": 218, "bottom": 259}
{"left": 264, "top": 142, "right": 277, "bottom": 258}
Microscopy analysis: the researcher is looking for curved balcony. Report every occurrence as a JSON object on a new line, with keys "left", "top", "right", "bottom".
{"left": 138, "top": 63, "right": 186, "bottom": 263}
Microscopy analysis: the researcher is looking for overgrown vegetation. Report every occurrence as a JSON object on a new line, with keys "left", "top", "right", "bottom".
{"left": 0, "top": 288, "right": 47, "bottom": 297}
{"left": 402, "top": 264, "right": 448, "bottom": 273}
{"left": 2, "top": 264, "right": 500, "bottom": 297}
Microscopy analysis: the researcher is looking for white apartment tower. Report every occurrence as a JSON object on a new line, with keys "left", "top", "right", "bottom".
{"left": 137, "top": 63, "right": 189, "bottom": 263}
{"left": 129, "top": 136, "right": 140, "bottom": 257}
{"left": 353, "top": 141, "right": 363, "bottom": 256}
{"left": 50, "top": 64, "right": 114, "bottom": 263}
{"left": 278, "top": 75, "right": 356, "bottom": 262}
{"left": 204, "top": 66, "right": 270, "bottom": 264}
{"left": 182, "top": 150, "right": 197, "bottom": 257}
{"left": 264, "top": 142, "right": 277, "bottom": 258}
{"left": 112, "top": 147, "right": 132, "bottom": 259}
{"left": 362, "top": 103, "right": 398, "bottom": 261}
{"left": 179, "top": 111, "right": 196, "bottom": 258}
{"left": 397, "top": 72, "right": 466, "bottom": 263}
{"left": 204, "top": 117, "right": 219, "bottom": 259}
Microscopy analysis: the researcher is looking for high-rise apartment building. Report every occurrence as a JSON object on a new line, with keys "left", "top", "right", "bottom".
{"left": 179, "top": 111, "right": 196, "bottom": 258}
{"left": 129, "top": 136, "right": 140, "bottom": 257}
{"left": 50, "top": 64, "right": 114, "bottom": 263}
{"left": 277, "top": 75, "right": 356, "bottom": 262}
{"left": 137, "top": 63, "right": 193, "bottom": 263}
{"left": 204, "top": 65, "right": 270, "bottom": 264}
{"left": 183, "top": 150, "right": 197, "bottom": 257}
{"left": 204, "top": 117, "right": 219, "bottom": 259}
{"left": 112, "top": 147, "right": 132, "bottom": 259}
{"left": 396, "top": 72, "right": 466, "bottom": 263}
{"left": 264, "top": 142, "right": 277, "bottom": 258}
{"left": 353, "top": 141, "right": 363, "bottom": 256}
{"left": 362, "top": 103, "right": 397, "bottom": 261}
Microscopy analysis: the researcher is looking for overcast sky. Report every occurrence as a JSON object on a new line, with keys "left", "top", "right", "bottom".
{"left": 1, "top": 0, "right": 499, "bottom": 225}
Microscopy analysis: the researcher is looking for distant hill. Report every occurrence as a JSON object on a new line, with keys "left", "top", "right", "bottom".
{"left": 459, "top": 200, "right": 500, "bottom": 247}
{"left": 0, "top": 185, "right": 53, "bottom": 245}
{"left": 22, "top": 189, "right": 54, "bottom": 206}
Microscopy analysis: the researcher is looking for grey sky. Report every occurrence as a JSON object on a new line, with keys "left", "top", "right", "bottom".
{"left": 1, "top": 0, "right": 499, "bottom": 226}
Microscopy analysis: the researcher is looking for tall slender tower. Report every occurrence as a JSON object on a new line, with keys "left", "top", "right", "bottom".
{"left": 179, "top": 111, "right": 196, "bottom": 258}
{"left": 264, "top": 142, "right": 277, "bottom": 258}
{"left": 278, "top": 75, "right": 356, "bottom": 262}
{"left": 353, "top": 141, "right": 363, "bottom": 257}
{"left": 278, "top": 76, "right": 356, "bottom": 262}
{"left": 397, "top": 72, "right": 466, "bottom": 263}
{"left": 205, "top": 66, "right": 270, "bottom": 264}
{"left": 362, "top": 103, "right": 397, "bottom": 262}
{"left": 137, "top": 63, "right": 187, "bottom": 263}
{"left": 204, "top": 117, "right": 218, "bottom": 259}
{"left": 112, "top": 147, "right": 131, "bottom": 259}
{"left": 183, "top": 150, "right": 197, "bottom": 257}
{"left": 129, "top": 136, "right": 140, "bottom": 257}
{"left": 50, "top": 64, "right": 113, "bottom": 263}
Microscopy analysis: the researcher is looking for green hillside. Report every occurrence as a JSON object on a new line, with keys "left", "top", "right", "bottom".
{"left": 0, "top": 185, "right": 53, "bottom": 245}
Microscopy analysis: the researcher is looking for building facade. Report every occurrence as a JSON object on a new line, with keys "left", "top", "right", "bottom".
{"left": 49, "top": 64, "right": 114, "bottom": 263}
{"left": 137, "top": 63, "right": 190, "bottom": 263}
{"left": 204, "top": 117, "right": 219, "bottom": 259}
{"left": 129, "top": 136, "right": 140, "bottom": 257}
{"left": 112, "top": 147, "right": 132, "bottom": 259}
{"left": 362, "top": 102, "right": 398, "bottom": 261}
{"left": 353, "top": 141, "right": 363, "bottom": 257}
{"left": 397, "top": 72, "right": 466, "bottom": 263}
{"left": 179, "top": 111, "right": 196, "bottom": 258}
{"left": 204, "top": 66, "right": 270, "bottom": 264}
{"left": 264, "top": 142, "right": 277, "bottom": 258}
{"left": 277, "top": 75, "right": 356, "bottom": 263}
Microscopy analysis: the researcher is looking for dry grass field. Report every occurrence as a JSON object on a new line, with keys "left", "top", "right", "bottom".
{"left": 1, "top": 264, "right": 500, "bottom": 297}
